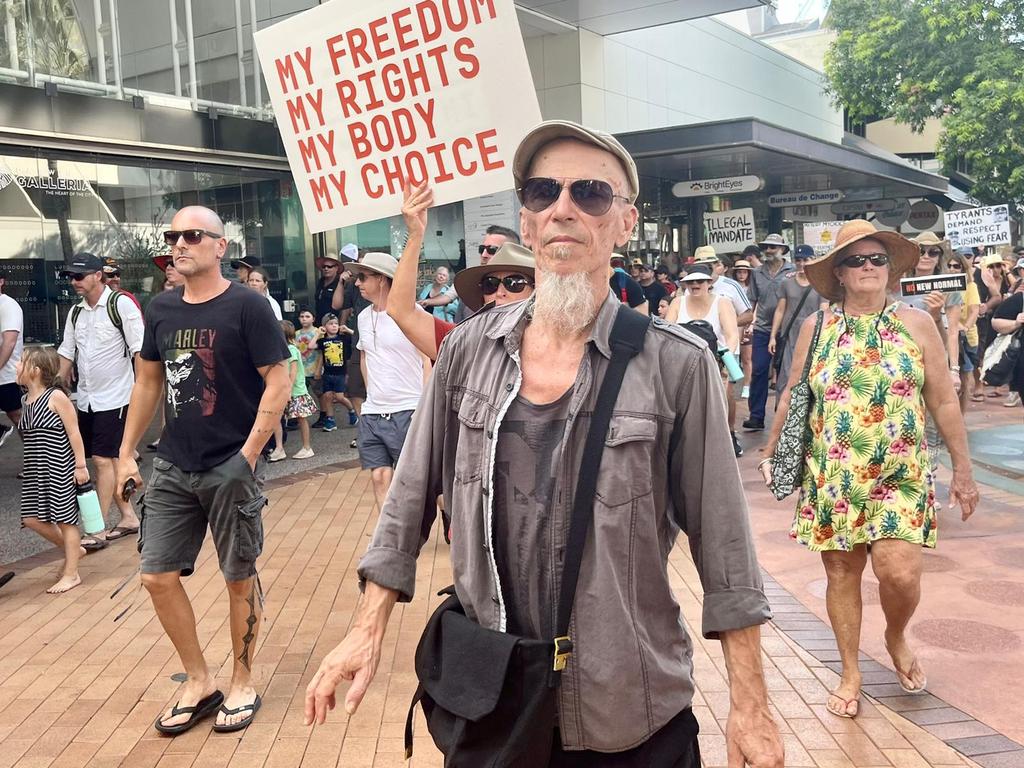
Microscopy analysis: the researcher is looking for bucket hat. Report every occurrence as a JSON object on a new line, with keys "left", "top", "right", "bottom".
{"left": 454, "top": 243, "right": 536, "bottom": 311}
{"left": 804, "top": 220, "right": 919, "bottom": 302}
{"left": 757, "top": 234, "right": 790, "bottom": 254}
{"left": 357, "top": 252, "right": 399, "bottom": 280}
{"left": 693, "top": 245, "right": 719, "bottom": 264}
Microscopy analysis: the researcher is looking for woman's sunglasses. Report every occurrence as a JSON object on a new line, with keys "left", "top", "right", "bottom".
{"left": 163, "top": 229, "right": 224, "bottom": 246}
{"left": 517, "top": 177, "right": 629, "bottom": 217}
{"left": 919, "top": 247, "right": 943, "bottom": 258}
{"left": 687, "top": 279, "right": 712, "bottom": 286}
{"left": 947, "top": 261, "right": 965, "bottom": 271}
{"left": 840, "top": 253, "right": 890, "bottom": 269}
{"left": 479, "top": 274, "right": 533, "bottom": 294}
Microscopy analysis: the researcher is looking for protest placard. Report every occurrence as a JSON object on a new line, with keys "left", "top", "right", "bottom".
{"left": 943, "top": 205, "right": 1011, "bottom": 249}
{"left": 802, "top": 221, "right": 844, "bottom": 253}
{"left": 703, "top": 208, "right": 756, "bottom": 250}
{"left": 254, "top": 0, "right": 542, "bottom": 233}
{"left": 900, "top": 273, "right": 968, "bottom": 297}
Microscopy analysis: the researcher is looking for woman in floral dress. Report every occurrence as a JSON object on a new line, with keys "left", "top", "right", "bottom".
{"left": 760, "top": 221, "right": 979, "bottom": 719}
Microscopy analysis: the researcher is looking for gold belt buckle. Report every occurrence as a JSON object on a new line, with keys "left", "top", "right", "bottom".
{"left": 553, "top": 635, "right": 573, "bottom": 672}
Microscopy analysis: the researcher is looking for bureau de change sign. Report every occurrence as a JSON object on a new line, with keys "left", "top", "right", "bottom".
{"left": 255, "top": 0, "right": 542, "bottom": 233}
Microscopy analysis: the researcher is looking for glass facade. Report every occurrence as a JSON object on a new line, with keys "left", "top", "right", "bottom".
{"left": 0, "top": 149, "right": 306, "bottom": 343}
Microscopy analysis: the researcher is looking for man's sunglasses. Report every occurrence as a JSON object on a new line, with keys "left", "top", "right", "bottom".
{"left": 517, "top": 177, "right": 629, "bottom": 216}
{"left": 919, "top": 247, "right": 943, "bottom": 258}
{"left": 163, "top": 229, "right": 224, "bottom": 246}
{"left": 479, "top": 274, "right": 533, "bottom": 294}
{"left": 66, "top": 272, "right": 89, "bottom": 281}
{"left": 478, "top": 245, "right": 500, "bottom": 256}
{"left": 840, "top": 253, "right": 890, "bottom": 269}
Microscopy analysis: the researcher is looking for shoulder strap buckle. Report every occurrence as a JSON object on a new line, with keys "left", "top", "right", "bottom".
{"left": 552, "top": 636, "right": 573, "bottom": 672}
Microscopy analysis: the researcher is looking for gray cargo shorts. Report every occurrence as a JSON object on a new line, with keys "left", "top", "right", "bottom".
{"left": 357, "top": 410, "right": 414, "bottom": 469}
{"left": 139, "top": 452, "right": 267, "bottom": 581}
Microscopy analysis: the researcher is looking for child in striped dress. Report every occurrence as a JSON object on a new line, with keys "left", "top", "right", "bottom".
{"left": 18, "top": 347, "right": 91, "bottom": 594}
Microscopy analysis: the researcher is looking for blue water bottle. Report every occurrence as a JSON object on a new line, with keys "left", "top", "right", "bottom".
{"left": 719, "top": 347, "right": 744, "bottom": 383}
{"left": 76, "top": 481, "right": 106, "bottom": 535}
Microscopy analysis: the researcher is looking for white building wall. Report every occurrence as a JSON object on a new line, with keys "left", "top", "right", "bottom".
{"left": 524, "top": 18, "right": 843, "bottom": 143}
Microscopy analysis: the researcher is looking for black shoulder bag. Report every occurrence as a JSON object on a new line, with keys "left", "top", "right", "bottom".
{"left": 404, "top": 305, "right": 650, "bottom": 768}
{"left": 773, "top": 285, "right": 813, "bottom": 374}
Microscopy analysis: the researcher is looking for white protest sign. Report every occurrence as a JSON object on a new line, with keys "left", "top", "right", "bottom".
{"left": 802, "top": 221, "right": 844, "bottom": 253}
{"left": 943, "top": 205, "right": 1011, "bottom": 249}
{"left": 254, "top": 0, "right": 542, "bottom": 234}
{"left": 704, "top": 208, "right": 756, "bottom": 250}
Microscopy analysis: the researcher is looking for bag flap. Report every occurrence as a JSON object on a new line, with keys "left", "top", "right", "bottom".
{"left": 415, "top": 601, "right": 520, "bottom": 722}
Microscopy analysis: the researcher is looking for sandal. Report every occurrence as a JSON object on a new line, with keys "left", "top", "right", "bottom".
{"left": 826, "top": 691, "right": 860, "bottom": 718}
{"left": 971, "top": 393, "right": 985, "bottom": 402}
{"left": 154, "top": 690, "right": 225, "bottom": 735}
{"left": 81, "top": 537, "right": 108, "bottom": 552}
{"left": 105, "top": 526, "right": 139, "bottom": 541}
{"left": 212, "top": 694, "right": 262, "bottom": 733}
{"left": 895, "top": 662, "right": 927, "bottom": 693}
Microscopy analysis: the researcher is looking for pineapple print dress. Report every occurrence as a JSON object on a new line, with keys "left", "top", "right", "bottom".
{"left": 790, "top": 303, "right": 937, "bottom": 551}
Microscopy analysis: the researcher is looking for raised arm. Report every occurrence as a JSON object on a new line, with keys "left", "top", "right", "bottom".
{"left": 387, "top": 182, "right": 440, "bottom": 359}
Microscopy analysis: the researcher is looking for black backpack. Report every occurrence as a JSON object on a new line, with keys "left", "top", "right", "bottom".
{"left": 681, "top": 319, "right": 720, "bottom": 354}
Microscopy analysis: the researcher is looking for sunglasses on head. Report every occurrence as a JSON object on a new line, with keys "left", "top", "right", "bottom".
{"left": 919, "top": 247, "right": 943, "bottom": 258}
{"left": 840, "top": 253, "right": 890, "bottom": 269}
{"left": 517, "top": 177, "right": 629, "bottom": 217}
{"left": 478, "top": 244, "right": 500, "bottom": 256}
{"left": 479, "top": 274, "right": 533, "bottom": 294}
{"left": 163, "top": 229, "right": 224, "bottom": 246}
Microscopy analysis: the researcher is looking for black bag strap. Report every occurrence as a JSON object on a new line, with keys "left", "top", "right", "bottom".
{"left": 551, "top": 305, "right": 650, "bottom": 676}
{"left": 780, "top": 285, "right": 813, "bottom": 342}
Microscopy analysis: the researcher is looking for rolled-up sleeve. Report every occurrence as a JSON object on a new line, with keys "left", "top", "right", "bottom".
{"left": 356, "top": 350, "right": 447, "bottom": 602}
{"left": 670, "top": 346, "right": 771, "bottom": 638}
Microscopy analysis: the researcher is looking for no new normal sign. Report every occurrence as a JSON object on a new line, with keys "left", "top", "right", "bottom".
{"left": 255, "top": 0, "right": 542, "bottom": 233}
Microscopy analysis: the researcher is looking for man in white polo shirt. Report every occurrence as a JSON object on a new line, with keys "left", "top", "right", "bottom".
{"left": 0, "top": 268, "right": 24, "bottom": 447}
{"left": 57, "top": 252, "right": 143, "bottom": 547}
{"left": 353, "top": 253, "right": 430, "bottom": 512}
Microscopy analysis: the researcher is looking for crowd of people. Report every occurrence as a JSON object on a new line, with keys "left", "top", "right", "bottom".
{"left": 0, "top": 116, "right": 1020, "bottom": 765}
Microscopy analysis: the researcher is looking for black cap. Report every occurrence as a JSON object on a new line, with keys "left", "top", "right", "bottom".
{"left": 59, "top": 252, "right": 104, "bottom": 276}
{"left": 654, "top": 265, "right": 670, "bottom": 274}
{"left": 230, "top": 256, "right": 260, "bottom": 270}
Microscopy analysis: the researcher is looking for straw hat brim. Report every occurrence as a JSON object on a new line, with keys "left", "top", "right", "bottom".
{"left": 804, "top": 230, "right": 919, "bottom": 302}
{"left": 454, "top": 247, "right": 536, "bottom": 311}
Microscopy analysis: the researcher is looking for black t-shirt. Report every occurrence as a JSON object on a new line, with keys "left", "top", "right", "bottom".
{"left": 342, "top": 282, "right": 371, "bottom": 347}
{"left": 992, "top": 292, "right": 1024, "bottom": 394}
{"left": 641, "top": 280, "right": 669, "bottom": 315}
{"left": 141, "top": 282, "right": 290, "bottom": 472}
{"left": 318, "top": 334, "right": 349, "bottom": 374}
{"left": 608, "top": 270, "right": 645, "bottom": 309}
{"left": 315, "top": 276, "right": 340, "bottom": 323}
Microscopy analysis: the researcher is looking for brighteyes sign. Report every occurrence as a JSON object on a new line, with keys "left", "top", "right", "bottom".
{"left": 672, "top": 176, "right": 762, "bottom": 198}
{"left": 767, "top": 190, "right": 844, "bottom": 208}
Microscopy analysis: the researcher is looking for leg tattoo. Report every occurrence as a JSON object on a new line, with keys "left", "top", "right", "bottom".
{"left": 238, "top": 577, "right": 259, "bottom": 671}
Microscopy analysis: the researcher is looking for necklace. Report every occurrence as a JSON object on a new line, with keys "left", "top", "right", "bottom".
{"left": 839, "top": 300, "right": 888, "bottom": 343}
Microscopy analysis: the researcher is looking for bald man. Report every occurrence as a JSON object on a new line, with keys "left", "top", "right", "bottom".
{"left": 117, "top": 206, "right": 292, "bottom": 736}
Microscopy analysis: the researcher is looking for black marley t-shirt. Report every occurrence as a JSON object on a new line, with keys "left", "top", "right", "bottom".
{"left": 141, "top": 282, "right": 290, "bottom": 472}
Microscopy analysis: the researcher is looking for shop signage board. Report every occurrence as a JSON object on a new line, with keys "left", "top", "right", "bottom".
{"left": 802, "top": 221, "right": 845, "bottom": 253}
{"left": 944, "top": 205, "right": 1012, "bottom": 248}
{"left": 830, "top": 198, "right": 899, "bottom": 215}
{"left": 704, "top": 208, "right": 756, "bottom": 250}
{"left": 767, "top": 189, "right": 844, "bottom": 208}
{"left": 671, "top": 175, "right": 763, "bottom": 198}
{"left": 907, "top": 200, "right": 940, "bottom": 230}
{"left": 875, "top": 200, "right": 911, "bottom": 228}
{"left": 254, "top": 0, "right": 542, "bottom": 233}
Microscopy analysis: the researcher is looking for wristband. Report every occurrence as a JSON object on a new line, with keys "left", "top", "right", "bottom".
{"left": 757, "top": 458, "right": 772, "bottom": 469}
{"left": 949, "top": 365, "right": 960, "bottom": 372}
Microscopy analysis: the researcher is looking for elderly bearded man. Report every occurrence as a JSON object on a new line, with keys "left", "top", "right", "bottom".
{"left": 304, "top": 121, "right": 784, "bottom": 768}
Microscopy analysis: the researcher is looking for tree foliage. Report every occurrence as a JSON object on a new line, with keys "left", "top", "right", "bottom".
{"left": 824, "top": 0, "right": 1024, "bottom": 208}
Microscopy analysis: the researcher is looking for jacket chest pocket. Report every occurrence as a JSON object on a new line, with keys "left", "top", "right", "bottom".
{"left": 594, "top": 415, "right": 659, "bottom": 508}
{"left": 452, "top": 391, "right": 490, "bottom": 483}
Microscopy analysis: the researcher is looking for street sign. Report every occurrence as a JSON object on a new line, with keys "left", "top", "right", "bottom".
{"left": 830, "top": 198, "right": 899, "bottom": 215}
{"left": 768, "top": 189, "right": 845, "bottom": 208}
{"left": 672, "top": 175, "right": 763, "bottom": 198}
{"left": 944, "top": 205, "right": 1012, "bottom": 248}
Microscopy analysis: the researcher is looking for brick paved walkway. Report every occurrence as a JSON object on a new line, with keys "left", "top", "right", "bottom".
{"left": 0, "top": 465, "right": 1002, "bottom": 767}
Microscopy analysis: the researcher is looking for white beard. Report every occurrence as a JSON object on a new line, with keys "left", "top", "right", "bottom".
{"left": 531, "top": 263, "right": 598, "bottom": 335}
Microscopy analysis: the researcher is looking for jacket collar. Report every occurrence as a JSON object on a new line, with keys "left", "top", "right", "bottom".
{"left": 484, "top": 289, "right": 619, "bottom": 359}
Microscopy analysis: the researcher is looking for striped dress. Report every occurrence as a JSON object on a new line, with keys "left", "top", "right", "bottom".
{"left": 20, "top": 387, "right": 78, "bottom": 525}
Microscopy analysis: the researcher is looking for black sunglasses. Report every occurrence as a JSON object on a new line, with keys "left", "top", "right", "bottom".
{"left": 478, "top": 244, "right": 500, "bottom": 256}
{"left": 840, "top": 253, "right": 890, "bottom": 269}
{"left": 67, "top": 272, "right": 88, "bottom": 281}
{"left": 354, "top": 272, "right": 379, "bottom": 283}
{"left": 479, "top": 274, "right": 533, "bottom": 294}
{"left": 947, "top": 262, "right": 965, "bottom": 270}
{"left": 517, "top": 177, "right": 629, "bottom": 216}
{"left": 163, "top": 229, "right": 224, "bottom": 246}
{"left": 919, "top": 247, "right": 943, "bottom": 258}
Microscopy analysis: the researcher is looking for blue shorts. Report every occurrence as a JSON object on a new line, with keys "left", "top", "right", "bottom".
{"left": 322, "top": 372, "right": 347, "bottom": 395}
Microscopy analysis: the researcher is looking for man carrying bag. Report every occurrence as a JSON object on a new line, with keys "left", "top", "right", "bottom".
{"left": 303, "top": 121, "right": 784, "bottom": 768}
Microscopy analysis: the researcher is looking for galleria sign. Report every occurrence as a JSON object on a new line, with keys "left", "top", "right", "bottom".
{"left": 0, "top": 170, "right": 92, "bottom": 195}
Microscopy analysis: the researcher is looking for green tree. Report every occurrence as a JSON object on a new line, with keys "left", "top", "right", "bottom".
{"left": 824, "top": 0, "right": 1024, "bottom": 208}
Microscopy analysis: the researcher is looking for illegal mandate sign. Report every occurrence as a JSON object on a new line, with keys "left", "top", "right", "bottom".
{"left": 704, "top": 208, "right": 756, "bottom": 250}
{"left": 254, "top": 0, "right": 542, "bottom": 233}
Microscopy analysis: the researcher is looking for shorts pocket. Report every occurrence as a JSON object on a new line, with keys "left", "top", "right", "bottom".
{"left": 236, "top": 495, "right": 267, "bottom": 562}
{"left": 136, "top": 498, "right": 146, "bottom": 555}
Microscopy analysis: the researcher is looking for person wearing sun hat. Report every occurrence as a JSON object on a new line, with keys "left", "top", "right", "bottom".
{"left": 762, "top": 218, "right": 977, "bottom": 720}
{"left": 453, "top": 243, "right": 536, "bottom": 313}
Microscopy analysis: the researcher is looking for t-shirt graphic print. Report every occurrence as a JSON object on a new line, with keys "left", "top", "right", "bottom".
{"left": 164, "top": 328, "right": 218, "bottom": 418}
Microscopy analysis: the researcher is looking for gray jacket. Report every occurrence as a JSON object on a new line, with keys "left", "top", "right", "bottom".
{"left": 357, "top": 292, "right": 770, "bottom": 751}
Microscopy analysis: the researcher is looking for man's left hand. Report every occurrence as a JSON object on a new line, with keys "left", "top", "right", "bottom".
{"left": 727, "top": 703, "right": 784, "bottom": 768}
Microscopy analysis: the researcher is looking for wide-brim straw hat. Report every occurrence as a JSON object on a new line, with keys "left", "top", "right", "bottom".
{"left": 358, "top": 252, "right": 399, "bottom": 280}
{"left": 454, "top": 243, "right": 536, "bottom": 311}
{"left": 804, "top": 220, "right": 919, "bottom": 302}
{"left": 730, "top": 259, "right": 753, "bottom": 270}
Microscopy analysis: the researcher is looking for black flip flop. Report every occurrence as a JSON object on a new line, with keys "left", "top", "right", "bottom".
{"left": 105, "top": 526, "right": 139, "bottom": 540}
{"left": 154, "top": 690, "right": 225, "bottom": 735}
{"left": 0, "top": 572, "right": 13, "bottom": 590}
{"left": 212, "top": 694, "right": 261, "bottom": 733}
{"left": 81, "top": 537, "right": 108, "bottom": 552}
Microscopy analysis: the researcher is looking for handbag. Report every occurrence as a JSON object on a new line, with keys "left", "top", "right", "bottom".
{"left": 773, "top": 285, "right": 813, "bottom": 374}
{"left": 404, "top": 306, "right": 650, "bottom": 768}
{"left": 981, "top": 329, "right": 1022, "bottom": 387}
{"left": 769, "top": 310, "right": 823, "bottom": 501}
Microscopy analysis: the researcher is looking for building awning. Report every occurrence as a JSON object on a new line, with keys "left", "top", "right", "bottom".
{"left": 617, "top": 118, "right": 949, "bottom": 205}
{"left": 514, "top": 0, "right": 771, "bottom": 36}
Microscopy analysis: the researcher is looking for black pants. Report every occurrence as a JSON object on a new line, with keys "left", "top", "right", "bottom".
{"left": 549, "top": 708, "right": 700, "bottom": 768}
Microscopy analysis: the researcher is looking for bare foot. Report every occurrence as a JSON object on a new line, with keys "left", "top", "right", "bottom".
{"left": 216, "top": 686, "right": 260, "bottom": 729}
{"left": 825, "top": 671, "right": 861, "bottom": 718}
{"left": 159, "top": 675, "right": 218, "bottom": 730}
{"left": 885, "top": 632, "right": 927, "bottom": 692}
{"left": 79, "top": 546, "right": 87, "bottom": 557}
{"left": 46, "top": 574, "right": 81, "bottom": 594}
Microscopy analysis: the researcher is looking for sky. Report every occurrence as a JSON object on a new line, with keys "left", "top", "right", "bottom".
{"left": 774, "top": 0, "right": 828, "bottom": 23}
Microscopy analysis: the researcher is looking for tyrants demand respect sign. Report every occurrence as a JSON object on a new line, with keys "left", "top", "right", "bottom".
{"left": 255, "top": 0, "right": 541, "bottom": 233}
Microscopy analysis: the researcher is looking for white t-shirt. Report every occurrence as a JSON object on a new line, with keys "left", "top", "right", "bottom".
{"left": 713, "top": 276, "right": 752, "bottom": 318}
{"left": 266, "top": 294, "right": 283, "bottom": 320}
{"left": 357, "top": 306, "right": 424, "bottom": 414}
{"left": 0, "top": 294, "right": 23, "bottom": 386}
